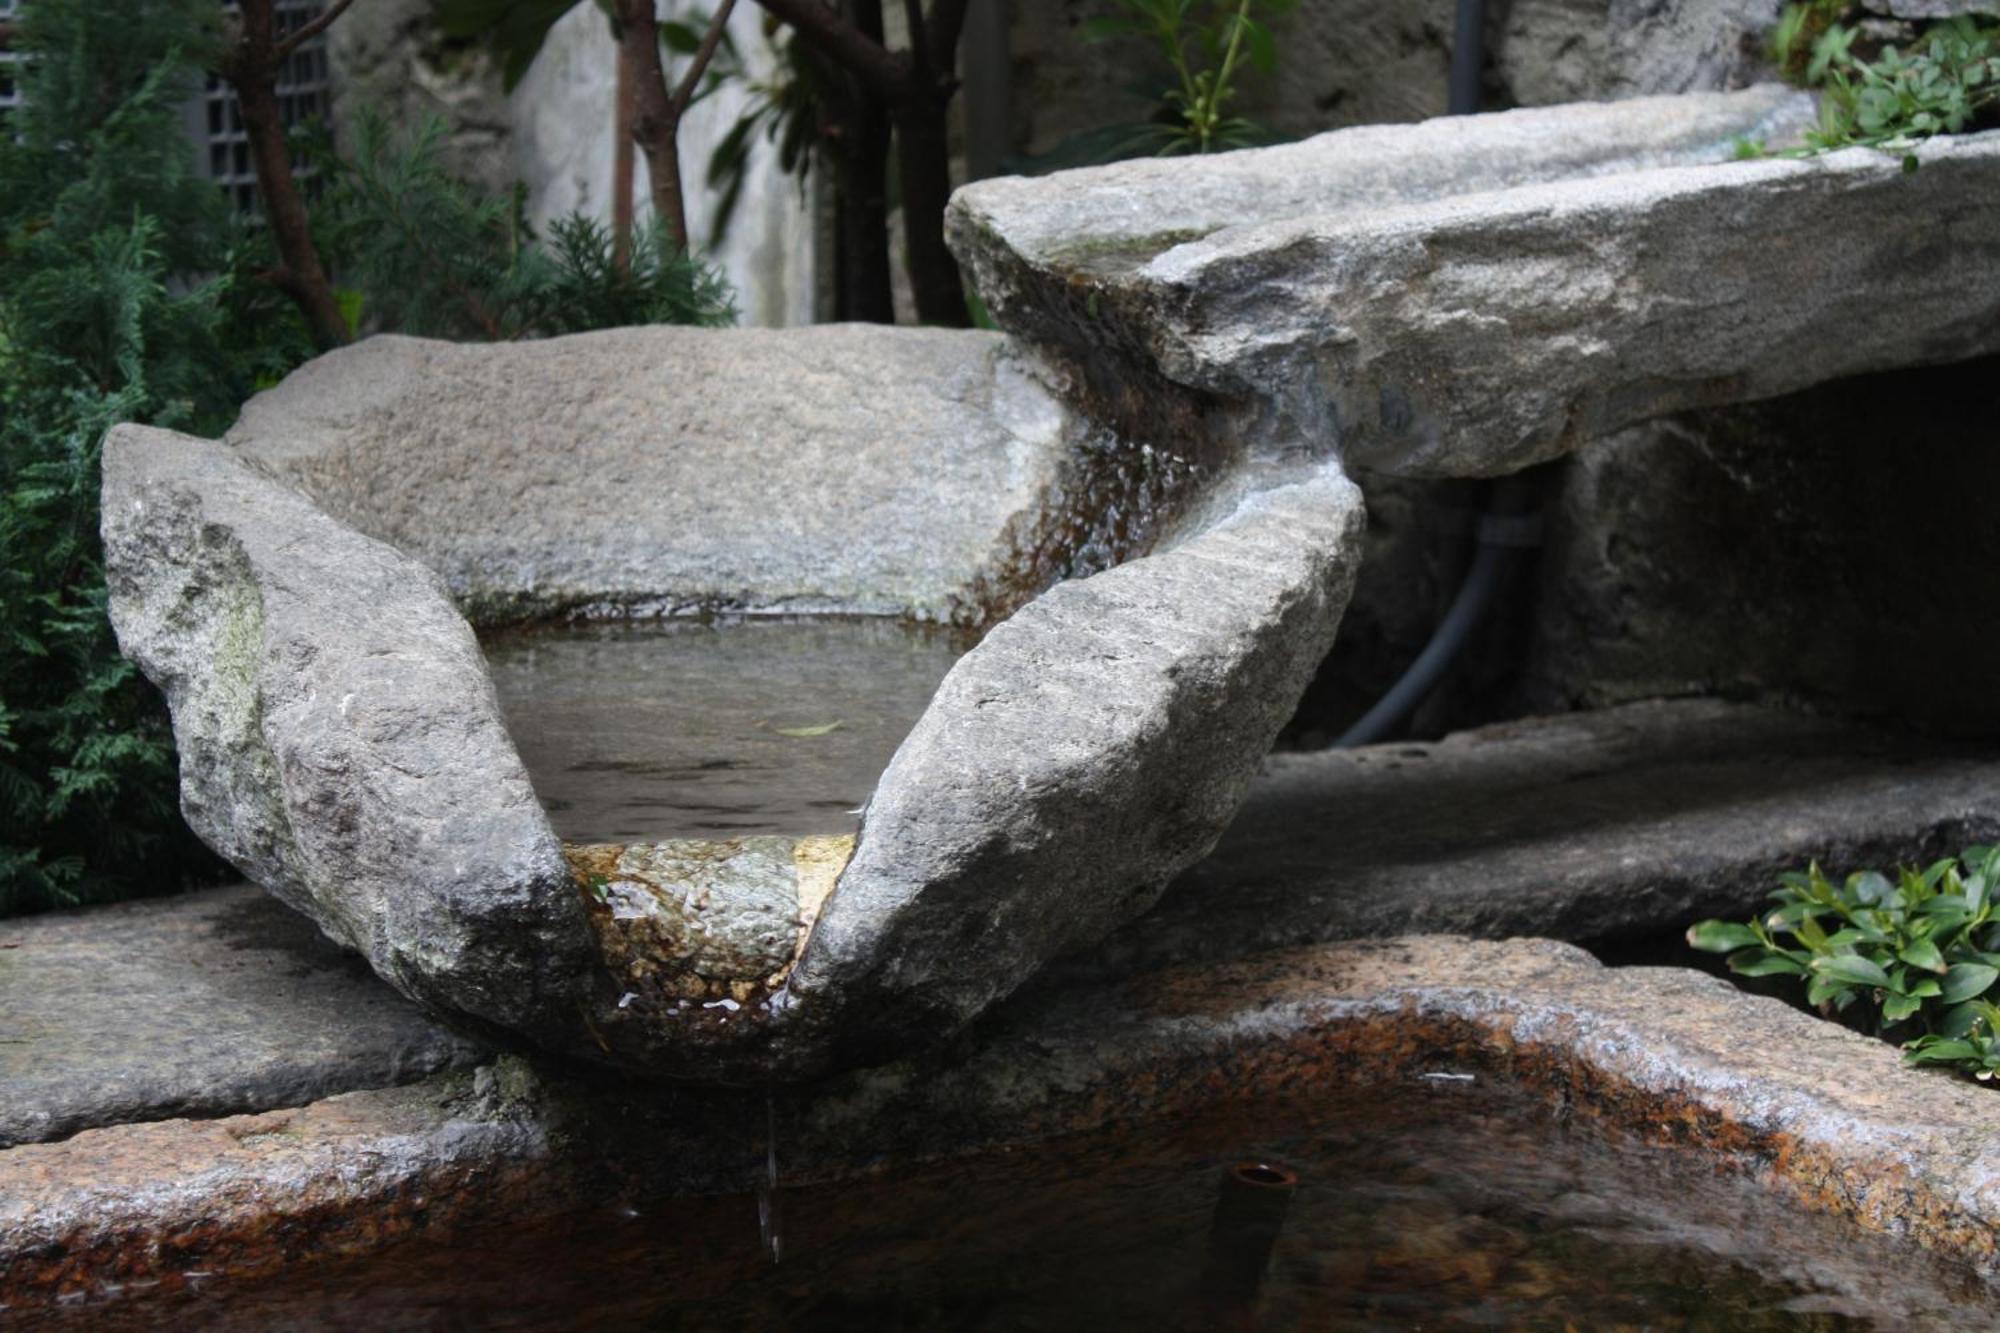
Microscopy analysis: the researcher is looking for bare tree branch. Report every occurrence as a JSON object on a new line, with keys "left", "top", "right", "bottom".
{"left": 669, "top": 0, "right": 740, "bottom": 118}
{"left": 750, "top": 0, "right": 909, "bottom": 93}
{"left": 275, "top": 0, "right": 358, "bottom": 60}
{"left": 221, "top": 0, "right": 351, "bottom": 349}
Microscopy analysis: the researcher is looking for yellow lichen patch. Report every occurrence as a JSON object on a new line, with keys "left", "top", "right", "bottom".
{"left": 781, "top": 834, "right": 855, "bottom": 982}
{"left": 563, "top": 842, "right": 626, "bottom": 890}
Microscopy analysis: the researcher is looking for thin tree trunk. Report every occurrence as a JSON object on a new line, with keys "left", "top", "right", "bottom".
{"left": 892, "top": 89, "right": 966, "bottom": 325}
{"left": 613, "top": 31, "right": 637, "bottom": 267}
{"left": 830, "top": 0, "right": 894, "bottom": 321}
{"left": 221, "top": 0, "right": 351, "bottom": 351}
{"left": 750, "top": 0, "right": 971, "bottom": 325}
{"left": 619, "top": 0, "right": 683, "bottom": 248}
{"left": 623, "top": 0, "right": 737, "bottom": 253}
{"left": 834, "top": 94, "right": 894, "bottom": 321}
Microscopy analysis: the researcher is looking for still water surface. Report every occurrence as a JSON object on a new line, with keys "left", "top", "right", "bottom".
{"left": 53, "top": 1082, "right": 2000, "bottom": 1330}
{"left": 483, "top": 618, "right": 968, "bottom": 843}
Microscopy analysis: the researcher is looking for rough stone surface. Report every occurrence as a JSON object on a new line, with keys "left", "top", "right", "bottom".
{"left": 953, "top": 85, "right": 1809, "bottom": 294}
{"left": 1145, "top": 131, "right": 2000, "bottom": 476}
{"left": 0, "top": 885, "right": 486, "bottom": 1149}
{"left": 1862, "top": 0, "right": 2000, "bottom": 15}
{"left": 0, "top": 1067, "right": 561, "bottom": 1319}
{"left": 325, "top": 0, "right": 514, "bottom": 197}
{"left": 100, "top": 426, "right": 598, "bottom": 1050}
{"left": 1495, "top": 0, "right": 1784, "bottom": 106}
{"left": 777, "top": 466, "right": 1368, "bottom": 1070}
{"left": 226, "top": 325, "right": 1082, "bottom": 625}
{"left": 949, "top": 92, "right": 2000, "bottom": 479}
{"left": 1519, "top": 354, "right": 2000, "bottom": 734}
{"left": 19, "top": 935, "right": 2000, "bottom": 1313}
{"left": 1066, "top": 699, "right": 2000, "bottom": 980}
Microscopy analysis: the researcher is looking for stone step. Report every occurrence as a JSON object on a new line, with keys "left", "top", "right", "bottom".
{"left": 0, "top": 885, "right": 485, "bottom": 1148}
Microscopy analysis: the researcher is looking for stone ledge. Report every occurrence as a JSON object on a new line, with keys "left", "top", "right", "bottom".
{"left": 0, "top": 885, "right": 488, "bottom": 1149}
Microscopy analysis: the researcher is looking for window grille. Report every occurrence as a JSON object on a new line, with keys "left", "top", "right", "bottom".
{"left": 192, "top": 1, "right": 335, "bottom": 216}
{"left": 0, "top": 1, "right": 22, "bottom": 129}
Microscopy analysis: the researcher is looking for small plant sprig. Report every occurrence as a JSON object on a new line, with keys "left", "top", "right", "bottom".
{"left": 1754, "top": 5, "right": 2000, "bottom": 168}
{"left": 1082, "top": 0, "right": 1296, "bottom": 156}
{"left": 1689, "top": 848, "right": 2000, "bottom": 1080}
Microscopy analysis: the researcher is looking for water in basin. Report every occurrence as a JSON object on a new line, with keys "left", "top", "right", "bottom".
{"left": 482, "top": 617, "right": 968, "bottom": 843}
{"left": 61, "top": 1080, "right": 2000, "bottom": 1330}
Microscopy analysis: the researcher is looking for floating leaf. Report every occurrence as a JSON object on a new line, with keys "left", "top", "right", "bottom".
{"left": 774, "top": 720, "right": 844, "bottom": 738}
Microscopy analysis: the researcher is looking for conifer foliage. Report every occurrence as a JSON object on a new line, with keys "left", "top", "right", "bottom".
{"left": 0, "top": 0, "right": 267, "bottom": 912}
{"left": 0, "top": 0, "right": 737, "bottom": 914}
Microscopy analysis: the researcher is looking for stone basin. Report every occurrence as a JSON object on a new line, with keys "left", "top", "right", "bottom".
{"left": 102, "top": 325, "right": 1366, "bottom": 1081}
{"left": 14, "top": 933, "right": 2000, "bottom": 1325}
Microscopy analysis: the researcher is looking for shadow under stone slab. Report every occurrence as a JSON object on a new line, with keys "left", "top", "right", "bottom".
{"left": 1055, "top": 697, "right": 2000, "bottom": 982}
{"left": 0, "top": 884, "right": 489, "bottom": 1148}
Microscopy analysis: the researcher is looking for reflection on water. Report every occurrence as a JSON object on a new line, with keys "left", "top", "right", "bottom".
{"left": 482, "top": 618, "right": 968, "bottom": 843}
{"left": 50, "top": 1081, "right": 2000, "bottom": 1330}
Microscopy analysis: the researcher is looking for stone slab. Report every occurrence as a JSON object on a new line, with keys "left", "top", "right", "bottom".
{"left": 16, "top": 933, "right": 2000, "bottom": 1314}
{"left": 1066, "top": 698, "right": 2000, "bottom": 980}
{"left": 0, "top": 884, "right": 486, "bottom": 1148}
{"left": 226, "top": 326, "right": 1083, "bottom": 626}
{"left": 949, "top": 89, "right": 2000, "bottom": 478}
{"left": 101, "top": 426, "right": 602, "bottom": 1054}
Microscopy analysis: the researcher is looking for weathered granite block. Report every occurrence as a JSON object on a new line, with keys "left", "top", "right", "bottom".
{"left": 100, "top": 426, "right": 600, "bottom": 1052}
{"left": 226, "top": 325, "right": 1086, "bottom": 625}
{"left": 949, "top": 87, "right": 2000, "bottom": 478}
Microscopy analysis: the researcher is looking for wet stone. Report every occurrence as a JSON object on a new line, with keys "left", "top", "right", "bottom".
{"left": 570, "top": 835, "right": 854, "bottom": 1005}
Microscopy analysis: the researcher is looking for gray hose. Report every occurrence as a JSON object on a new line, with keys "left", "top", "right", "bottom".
{"left": 1333, "top": 499, "right": 1541, "bottom": 748}
{"left": 1333, "top": 0, "right": 1520, "bottom": 749}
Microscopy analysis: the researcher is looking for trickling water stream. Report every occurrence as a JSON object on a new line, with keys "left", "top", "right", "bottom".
{"left": 482, "top": 618, "right": 969, "bottom": 843}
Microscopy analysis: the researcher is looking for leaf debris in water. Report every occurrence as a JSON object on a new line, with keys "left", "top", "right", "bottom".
{"left": 774, "top": 721, "right": 844, "bottom": 738}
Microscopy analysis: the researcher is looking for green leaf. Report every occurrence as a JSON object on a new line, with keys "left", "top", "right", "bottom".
{"left": 1811, "top": 953, "right": 1891, "bottom": 988}
{"left": 1943, "top": 1001, "right": 1985, "bottom": 1039}
{"left": 1884, "top": 991, "right": 1924, "bottom": 1023}
{"left": 1900, "top": 937, "right": 1948, "bottom": 974}
{"left": 1728, "top": 950, "right": 1808, "bottom": 978}
{"left": 774, "top": 720, "right": 844, "bottom": 738}
{"left": 1942, "top": 962, "right": 2000, "bottom": 1005}
{"left": 1905, "top": 1039, "right": 1979, "bottom": 1065}
{"left": 1687, "top": 920, "right": 1762, "bottom": 952}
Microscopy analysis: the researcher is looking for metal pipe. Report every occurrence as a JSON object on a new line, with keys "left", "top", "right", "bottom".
{"left": 1449, "top": 0, "right": 1488, "bottom": 116}
{"left": 1198, "top": 1160, "right": 1299, "bottom": 1320}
